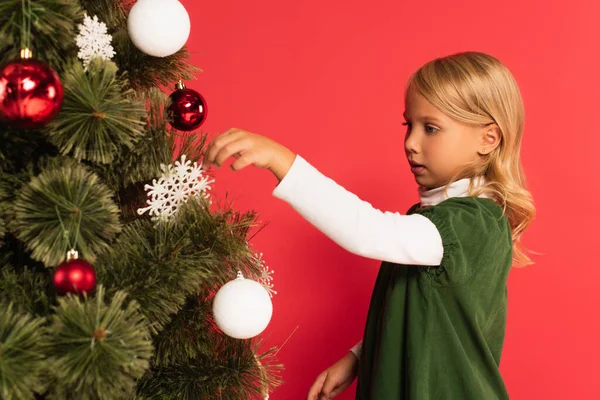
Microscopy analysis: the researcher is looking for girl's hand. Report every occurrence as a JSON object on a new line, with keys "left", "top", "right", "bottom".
{"left": 307, "top": 352, "right": 359, "bottom": 400}
{"left": 205, "top": 128, "right": 296, "bottom": 181}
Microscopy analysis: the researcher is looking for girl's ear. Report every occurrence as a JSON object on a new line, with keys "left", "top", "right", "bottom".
{"left": 478, "top": 125, "right": 501, "bottom": 155}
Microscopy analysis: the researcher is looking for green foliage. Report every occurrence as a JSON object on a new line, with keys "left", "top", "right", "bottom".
{"left": 46, "top": 286, "right": 153, "bottom": 399}
{"left": 0, "top": 172, "right": 24, "bottom": 241}
{"left": 0, "top": 177, "right": 8, "bottom": 239}
{"left": 111, "top": 28, "right": 198, "bottom": 93}
{"left": 137, "top": 338, "right": 282, "bottom": 400}
{"left": 75, "top": 0, "right": 198, "bottom": 92}
{"left": 12, "top": 160, "right": 121, "bottom": 266}
{"left": 151, "top": 294, "right": 215, "bottom": 368}
{"left": 0, "top": 124, "right": 58, "bottom": 174}
{"left": 45, "top": 58, "right": 146, "bottom": 164}
{"left": 0, "top": 0, "right": 283, "bottom": 397}
{"left": 78, "top": 0, "right": 126, "bottom": 31}
{"left": 0, "top": 264, "right": 52, "bottom": 316}
{"left": 0, "top": 0, "right": 83, "bottom": 69}
{"left": 0, "top": 303, "right": 47, "bottom": 400}
{"left": 101, "top": 89, "right": 204, "bottom": 190}
{"left": 96, "top": 197, "right": 262, "bottom": 335}
{"left": 147, "top": 295, "right": 283, "bottom": 398}
{"left": 96, "top": 218, "right": 209, "bottom": 335}
{"left": 112, "top": 89, "right": 174, "bottom": 186}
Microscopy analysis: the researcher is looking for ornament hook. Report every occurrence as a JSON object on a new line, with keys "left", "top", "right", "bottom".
{"left": 66, "top": 249, "right": 79, "bottom": 261}
{"left": 20, "top": 47, "right": 33, "bottom": 59}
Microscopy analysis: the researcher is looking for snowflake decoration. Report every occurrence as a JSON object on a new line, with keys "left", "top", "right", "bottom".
{"left": 137, "top": 155, "right": 215, "bottom": 223}
{"left": 254, "top": 252, "right": 277, "bottom": 297}
{"left": 75, "top": 14, "right": 115, "bottom": 69}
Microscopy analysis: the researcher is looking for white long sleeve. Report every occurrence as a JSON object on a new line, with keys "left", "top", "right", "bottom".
{"left": 272, "top": 155, "right": 444, "bottom": 266}
{"left": 273, "top": 156, "right": 489, "bottom": 362}
{"left": 350, "top": 340, "right": 363, "bottom": 359}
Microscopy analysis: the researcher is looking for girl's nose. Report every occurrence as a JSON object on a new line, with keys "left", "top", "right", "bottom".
{"left": 404, "top": 131, "right": 420, "bottom": 154}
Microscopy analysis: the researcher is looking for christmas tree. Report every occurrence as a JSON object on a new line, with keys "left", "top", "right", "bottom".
{"left": 0, "top": 0, "right": 282, "bottom": 398}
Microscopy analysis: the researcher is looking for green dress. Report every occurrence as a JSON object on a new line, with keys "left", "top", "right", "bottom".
{"left": 356, "top": 197, "right": 512, "bottom": 399}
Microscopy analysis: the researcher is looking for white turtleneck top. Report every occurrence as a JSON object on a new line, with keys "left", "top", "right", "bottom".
{"left": 271, "top": 155, "right": 487, "bottom": 360}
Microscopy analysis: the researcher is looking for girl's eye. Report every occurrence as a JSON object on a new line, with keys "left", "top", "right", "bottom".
{"left": 425, "top": 125, "right": 439, "bottom": 134}
{"left": 402, "top": 122, "right": 412, "bottom": 136}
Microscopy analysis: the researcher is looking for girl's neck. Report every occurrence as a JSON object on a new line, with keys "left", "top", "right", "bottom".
{"left": 419, "top": 177, "right": 487, "bottom": 207}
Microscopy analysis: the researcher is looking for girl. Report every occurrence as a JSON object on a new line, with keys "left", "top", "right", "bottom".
{"left": 205, "top": 51, "right": 535, "bottom": 400}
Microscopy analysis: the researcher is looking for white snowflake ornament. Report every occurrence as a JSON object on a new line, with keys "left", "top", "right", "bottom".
{"left": 254, "top": 252, "right": 277, "bottom": 297}
{"left": 137, "top": 155, "right": 214, "bottom": 223}
{"left": 76, "top": 14, "right": 115, "bottom": 69}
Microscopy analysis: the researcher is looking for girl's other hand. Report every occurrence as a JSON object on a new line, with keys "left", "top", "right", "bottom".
{"left": 307, "top": 352, "right": 359, "bottom": 400}
{"left": 205, "top": 128, "right": 296, "bottom": 181}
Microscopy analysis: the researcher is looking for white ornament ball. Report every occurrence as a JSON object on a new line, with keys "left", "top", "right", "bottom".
{"left": 127, "top": 0, "right": 191, "bottom": 57}
{"left": 213, "top": 272, "right": 273, "bottom": 339}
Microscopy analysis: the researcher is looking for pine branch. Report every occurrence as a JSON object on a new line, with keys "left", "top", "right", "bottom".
{"left": 0, "top": 174, "right": 19, "bottom": 242}
{"left": 101, "top": 89, "right": 186, "bottom": 189}
{"left": 94, "top": 90, "right": 202, "bottom": 223}
{"left": 0, "top": 169, "right": 56, "bottom": 280}
{"left": 12, "top": 159, "right": 121, "bottom": 266}
{"left": 101, "top": 90, "right": 209, "bottom": 223}
{"left": 174, "top": 129, "right": 207, "bottom": 167}
{"left": 95, "top": 214, "right": 218, "bottom": 335}
{"left": 78, "top": 0, "right": 127, "bottom": 31}
{"left": 1, "top": 2, "right": 284, "bottom": 397}
{"left": 1, "top": 166, "right": 40, "bottom": 242}
{"left": 111, "top": 26, "right": 198, "bottom": 93}
{"left": 45, "top": 58, "right": 146, "bottom": 164}
{"left": 0, "top": 124, "right": 59, "bottom": 174}
{"left": 0, "top": 177, "right": 9, "bottom": 239}
{"left": 151, "top": 292, "right": 217, "bottom": 368}
{"left": 176, "top": 197, "right": 266, "bottom": 284}
{"left": 137, "top": 336, "right": 283, "bottom": 400}
{"left": 117, "top": 89, "right": 173, "bottom": 186}
{"left": 0, "top": 0, "right": 83, "bottom": 69}
{"left": 0, "top": 213, "right": 5, "bottom": 240}
{"left": 0, "top": 302, "right": 48, "bottom": 400}
{"left": 0, "top": 263, "right": 52, "bottom": 316}
{"left": 45, "top": 286, "right": 153, "bottom": 400}
{"left": 152, "top": 291, "right": 284, "bottom": 398}
{"left": 96, "top": 197, "right": 264, "bottom": 336}
{"left": 76, "top": 1, "right": 198, "bottom": 92}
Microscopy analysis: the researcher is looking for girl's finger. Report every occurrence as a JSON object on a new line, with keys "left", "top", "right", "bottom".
{"left": 329, "top": 378, "right": 352, "bottom": 398}
{"left": 230, "top": 152, "right": 256, "bottom": 171}
{"left": 213, "top": 138, "right": 251, "bottom": 167}
{"left": 205, "top": 129, "right": 232, "bottom": 157}
{"left": 307, "top": 373, "right": 327, "bottom": 400}
{"left": 320, "top": 376, "right": 339, "bottom": 399}
{"left": 206, "top": 129, "right": 245, "bottom": 164}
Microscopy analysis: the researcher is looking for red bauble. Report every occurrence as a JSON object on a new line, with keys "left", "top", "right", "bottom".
{"left": 53, "top": 258, "right": 96, "bottom": 296}
{"left": 0, "top": 57, "right": 64, "bottom": 129}
{"left": 167, "top": 81, "right": 207, "bottom": 131}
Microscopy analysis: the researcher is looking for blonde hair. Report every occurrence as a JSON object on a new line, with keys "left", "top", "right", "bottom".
{"left": 406, "top": 51, "right": 535, "bottom": 266}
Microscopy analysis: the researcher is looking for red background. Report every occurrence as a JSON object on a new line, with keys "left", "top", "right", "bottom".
{"left": 180, "top": 0, "right": 599, "bottom": 398}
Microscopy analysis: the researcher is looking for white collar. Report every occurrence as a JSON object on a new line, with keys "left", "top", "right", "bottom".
{"left": 418, "top": 177, "right": 487, "bottom": 207}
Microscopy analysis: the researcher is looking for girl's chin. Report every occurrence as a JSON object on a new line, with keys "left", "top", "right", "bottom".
{"left": 414, "top": 175, "right": 442, "bottom": 191}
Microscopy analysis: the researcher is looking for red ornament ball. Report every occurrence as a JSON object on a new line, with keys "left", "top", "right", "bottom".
{"left": 167, "top": 83, "right": 207, "bottom": 131}
{"left": 0, "top": 58, "right": 64, "bottom": 129}
{"left": 53, "top": 258, "right": 96, "bottom": 296}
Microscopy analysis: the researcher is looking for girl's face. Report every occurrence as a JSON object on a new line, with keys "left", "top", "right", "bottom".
{"left": 403, "top": 90, "right": 490, "bottom": 190}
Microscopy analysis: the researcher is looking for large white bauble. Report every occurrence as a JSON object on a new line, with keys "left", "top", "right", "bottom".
{"left": 213, "top": 272, "right": 273, "bottom": 339}
{"left": 127, "top": 0, "right": 191, "bottom": 57}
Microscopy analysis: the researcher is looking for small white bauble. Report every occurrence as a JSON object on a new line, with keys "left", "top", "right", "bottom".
{"left": 213, "top": 271, "right": 273, "bottom": 339}
{"left": 127, "top": 0, "right": 191, "bottom": 57}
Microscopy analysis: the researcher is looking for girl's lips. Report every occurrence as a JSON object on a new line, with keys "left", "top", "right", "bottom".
{"left": 411, "top": 165, "right": 426, "bottom": 174}
{"left": 408, "top": 160, "right": 426, "bottom": 174}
